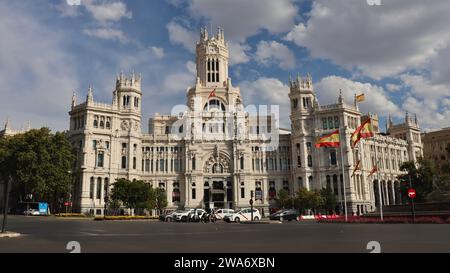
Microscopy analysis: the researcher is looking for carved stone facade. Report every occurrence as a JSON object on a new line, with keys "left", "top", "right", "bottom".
{"left": 68, "top": 29, "right": 423, "bottom": 216}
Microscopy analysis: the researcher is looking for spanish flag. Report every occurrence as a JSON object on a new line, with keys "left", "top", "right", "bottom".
{"left": 351, "top": 159, "right": 361, "bottom": 178}
{"left": 315, "top": 130, "right": 341, "bottom": 148}
{"left": 208, "top": 88, "right": 216, "bottom": 99}
{"left": 367, "top": 165, "right": 378, "bottom": 177}
{"left": 351, "top": 118, "right": 375, "bottom": 148}
{"left": 356, "top": 93, "right": 365, "bottom": 103}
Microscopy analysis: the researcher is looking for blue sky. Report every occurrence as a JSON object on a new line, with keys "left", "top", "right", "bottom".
{"left": 1, "top": 0, "right": 450, "bottom": 132}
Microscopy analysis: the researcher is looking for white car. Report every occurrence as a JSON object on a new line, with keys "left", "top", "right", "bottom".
{"left": 24, "top": 209, "right": 41, "bottom": 216}
{"left": 214, "top": 209, "right": 235, "bottom": 220}
{"left": 224, "top": 208, "right": 261, "bottom": 223}
{"left": 174, "top": 209, "right": 206, "bottom": 222}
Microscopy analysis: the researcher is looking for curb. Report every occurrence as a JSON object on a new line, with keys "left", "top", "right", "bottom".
{"left": 0, "top": 232, "right": 21, "bottom": 238}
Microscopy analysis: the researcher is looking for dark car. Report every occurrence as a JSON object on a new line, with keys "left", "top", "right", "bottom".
{"left": 269, "top": 209, "right": 299, "bottom": 221}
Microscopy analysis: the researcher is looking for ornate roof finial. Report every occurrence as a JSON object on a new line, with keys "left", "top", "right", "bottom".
{"left": 338, "top": 89, "right": 344, "bottom": 104}
{"left": 87, "top": 85, "right": 94, "bottom": 103}
{"left": 71, "top": 91, "right": 77, "bottom": 109}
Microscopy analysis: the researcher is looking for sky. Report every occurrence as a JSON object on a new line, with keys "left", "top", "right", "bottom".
{"left": 1, "top": 0, "right": 450, "bottom": 133}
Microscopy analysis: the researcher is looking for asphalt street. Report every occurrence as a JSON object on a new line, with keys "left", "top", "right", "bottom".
{"left": 1, "top": 216, "right": 449, "bottom": 253}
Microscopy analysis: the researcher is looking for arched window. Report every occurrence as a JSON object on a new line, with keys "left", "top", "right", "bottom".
{"left": 203, "top": 99, "right": 226, "bottom": 111}
{"left": 93, "top": 120, "right": 98, "bottom": 128}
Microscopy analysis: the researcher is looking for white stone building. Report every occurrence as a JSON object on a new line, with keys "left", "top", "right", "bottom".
{"left": 68, "top": 29, "right": 423, "bottom": 216}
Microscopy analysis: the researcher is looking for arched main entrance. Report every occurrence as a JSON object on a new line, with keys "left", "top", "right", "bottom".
{"left": 203, "top": 149, "right": 233, "bottom": 210}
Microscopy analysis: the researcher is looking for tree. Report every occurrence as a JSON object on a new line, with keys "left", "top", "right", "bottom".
{"left": 110, "top": 179, "right": 156, "bottom": 215}
{"left": 398, "top": 159, "right": 435, "bottom": 203}
{"left": 320, "top": 186, "right": 337, "bottom": 214}
{"left": 293, "top": 188, "right": 324, "bottom": 214}
{"left": 155, "top": 188, "right": 168, "bottom": 212}
{"left": 275, "top": 189, "right": 292, "bottom": 209}
{"left": 0, "top": 128, "right": 75, "bottom": 213}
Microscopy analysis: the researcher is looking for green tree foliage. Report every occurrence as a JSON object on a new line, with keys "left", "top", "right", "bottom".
{"left": 155, "top": 188, "right": 168, "bottom": 211}
{"left": 275, "top": 189, "right": 292, "bottom": 209}
{"left": 0, "top": 128, "right": 74, "bottom": 212}
{"left": 320, "top": 185, "right": 337, "bottom": 214}
{"left": 398, "top": 159, "right": 435, "bottom": 203}
{"left": 110, "top": 179, "right": 158, "bottom": 214}
{"left": 293, "top": 188, "right": 325, "bottom": 214}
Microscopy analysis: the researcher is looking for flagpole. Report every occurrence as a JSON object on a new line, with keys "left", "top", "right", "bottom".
{"left": 340, "top": 127, "right": 348, "bottom": 222}
{"left": 371, "top": 115, "right": 384, "bottom": 221}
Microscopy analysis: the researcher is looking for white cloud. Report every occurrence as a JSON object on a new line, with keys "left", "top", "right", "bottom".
{"left": 255, "top": 40, "right": 295, "bottom": 70}
{"left": 240, "top": 77, "right": 290, "bottom": 127}
{"left": 162, "top": 61, "right": 196, "bottom": 94}
{"left": 151, "top": 46, "right": 165, "bottom": 59}
{"left": 83, "top": 0, "right": 132, "bottom": 23}
{"left": 315, "top": 76, "right": 401, "bottom": 118}
{"left": 285, "top": 0, "right": 450, "bottom": 79}
{"left": 55, "top": 1, "right": 81, "bottom": 18}
{"left": 186, "top": 61, "right": 196, "bottom": 75}
{"left": 167, "top": 20, "right": 197, "bottom": 53}
{"left": 228, "top": 42, "right": 251, "bottom": 66}
{"left": 386, "top": 83, "right": 401, "bottom": 92}
{"left": 186, "top": 0, "right": 298, "bottom": 42}
{"left": 398, "top": 74, "right": 450, "bottom": 130}
{"left": 0, "top": 1, "right": 79, "bottom": 130}
{"left": 83, "top": 27, "right": 128, "bottom": 43}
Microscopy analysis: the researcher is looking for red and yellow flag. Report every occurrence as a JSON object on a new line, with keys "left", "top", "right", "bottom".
{"left": 315, "top": 130, "right": 340, "bottom": 148}
{"left": 208, "top": 88, "right": 216, "bottom": 99}
{"left": 356, "top": 93, "right": 365, "bottom": 103}
{"left": 351, "top": 159, "right": 361, "bottom": 178}
{"left": 367, "top": 165, "right": 378, "bottom": 177}
{"left": 351, "top": 118, "right": 375, "bottom": 148}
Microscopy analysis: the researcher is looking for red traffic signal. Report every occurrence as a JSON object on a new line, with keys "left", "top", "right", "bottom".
{"left": 407, "top": 188, "right": 416, "bottom": 199}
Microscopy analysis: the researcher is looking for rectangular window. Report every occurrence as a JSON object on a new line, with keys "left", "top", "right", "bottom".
{"left": 240, "top": 157, "right": 244, "bottom": 170}
{"left": 322, "top": 118, "right": 328, "bottom": 130}
{"left": 96, "top": 180, "right": 102, "bottom": 200}
{"left": 241, "top": 188, "right": 245, "bottom": 199}
{"left": 133, "top": 157, "right": 136, "bottom": 170}
{"left": 330, "top": 150, "right": 337, "bottom": 165}
{"left": 328, "top": 117, "right": 334, "bottom": 130}
{"left": 192, "top": 188, "right": 196, "bottom": 200}
{"left": 160, "top": 159, "right": 165, "bottom": 172}
{"left": 97, "top": 152, "right": 104, "bottom": 168}
{"left": 334, "top": 116, "right": 340, "bottom": 129}
{"left": 121, "top": 156, "right": 127, "bottom": 169}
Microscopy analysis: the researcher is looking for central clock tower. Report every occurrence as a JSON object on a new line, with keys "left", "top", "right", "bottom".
{"left": 196, "top": 27, "right": 229, "bottom": 88}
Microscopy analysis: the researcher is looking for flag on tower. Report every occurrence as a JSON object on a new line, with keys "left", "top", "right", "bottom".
{"left": 351, "top": 118, "right": 375, "bottom": 148}
{"left": 315, "top": 130, "right": 341, "bottom": 148}
{"left": 208, "top": 88, "right": 217, "bottom": 99}
{"left": 355, "top": 93, "right": 365, "bottom": 103}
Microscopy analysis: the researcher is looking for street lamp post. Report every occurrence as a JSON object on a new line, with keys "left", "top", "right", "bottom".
{"left": 1, "top": 177, "right": 12, "bottom": 234}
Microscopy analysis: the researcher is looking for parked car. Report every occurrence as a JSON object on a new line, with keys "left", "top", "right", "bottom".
{"left": 158, "top": 209, "right": 177, "bottom": 222}
{"left": 224, "top": 208, "right": 261, "bottom": 223}
{"left": 174, "top": 209, "right": 206, "bottom": 222}
{"left": 269, "top": 209, "right": 299, "bottom": 221}
{"left": 24, "top": 209, "right": 41, "bottom": 216}
{"left": 214, "top": 209, "right": 235, "bottom": 220}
